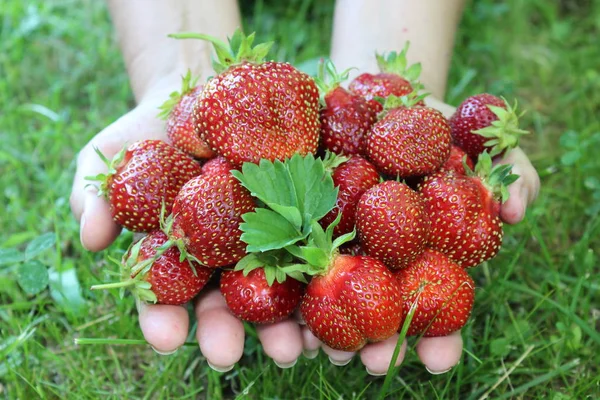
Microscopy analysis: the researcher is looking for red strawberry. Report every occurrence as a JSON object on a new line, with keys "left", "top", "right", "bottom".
{"left": 172, "top": 30, "right": 320, "bottom": 167}
{"left": 320, "top": 155, "right": 380, "bottom": 236}
{"left": 349, "top": 44, "right": 423, "bottom": 113}
{"left": 317, "top": 61, "right": 377, "bottom": 156}
{"left": 221, "top": 267, "right": 304, "bottom": 323}
{"left": 418, "top": 153, "right": 518, "bottom": 268}
{"left": 394, "top": 249, "right": 474, "bottom": 336}
{"left": 366, "top": 101, "right": 451, "bottom": 178}
{"left": 170, "top": 160, "right": 256, "bottom": 268}
{"left": 201, "top": 156, "right": 234, "bottom": 176}
{"left": 441, "top": 144, "right": 474, "bottom": 175}
{"left": 301, "top": 254, "right": 404, "bottom": 351}
{"left": 339, "top": 242, "right": 365, "bottom": 256}
{"left": 356, "top": 181, "right": 429, "bottom": 269}
{"left": 158, "top": 72, "right": 215, "bottom": 159}
{"left": 91, "top": 230, "right": 213, "bottom": 305}
{"left": 449, "top": 94, "right": 528, "bottom": 159}
{"left": 86, "top": 140, "right": 202, "bottom": 232}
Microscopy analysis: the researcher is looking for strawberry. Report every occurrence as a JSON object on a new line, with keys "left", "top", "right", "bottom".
{"left": 158, "top": 71, "right": 215, "bottom": 159}
{"left": 449, "top": 94, "right": 528, "bottom": 159}
{"left": 317, "top": 60, "right": 377, "bottom": 156}
{"left": 356, "top": 180, "right": 429, "bottom": 269}
{"left": 394, "top": 249, "right": 474, "bottom": 337}
{"left": 320, "top": 154, "right": 380, "bottom": 237}
{"left": 339, "top": 242, "right": 365, "bottom": 256}
{"left": 221, "top": 267, "right": 304, "bottom": 323}
{"left": 366, "top": 95, "right": 451, "bottom": 178}
{"left": 169, "top": 160, "right": 255, "bottom": 268}
{"left": 441, "top": 144, "right": 474, "bottom": 175}
{"left": 349, "top": 44, "right": 423, "bottom": 113}
{"left": 171, "top": 30, "right": 320, "bottom": 167}
{"left": 201, "top": 156, "right": 235, "bottom": 176}
{"left": 86, "top": 140, "right": 202, "bottom": 232}
{"left": 418, "top": 153, "right": 518, "bottom": 268}
{"left": 91, "top": 230, "right": 213, "bottom": 305}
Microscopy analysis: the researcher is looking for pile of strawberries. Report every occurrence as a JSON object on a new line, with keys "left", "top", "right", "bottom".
{"left": 89, "top": 30, "right": 528, "bottom": 352}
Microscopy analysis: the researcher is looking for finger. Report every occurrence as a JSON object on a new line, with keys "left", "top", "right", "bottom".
{"left": 79, "top": 193, "right": 122, "bottom": 251}
{"left": 322, "top": 344, "right": 355, "bottom": 366}
{"left": 301, "top": 326, "right": 321, "bottom": 359}
{"left": 137, "top": 300, "right": 189, "bottom": 354}
{"left": 256, "top": 319, "right": 303, "bottom": 368}
{"left": 415, "top": 331, "right": 463, "bottom": 374}
{"left": 195, "top": 289, "right": 245, "bottom": 372}
{"left": 359, "top": 334, "right": 407, "bottom": 376}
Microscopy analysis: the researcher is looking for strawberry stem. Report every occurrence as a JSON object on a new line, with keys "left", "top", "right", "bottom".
{"left": 90, "top": 279, "right": 137, "bottom": 291}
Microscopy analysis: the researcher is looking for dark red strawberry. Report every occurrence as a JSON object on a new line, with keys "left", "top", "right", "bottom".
{"left": 320, "top": 155, "right": 380, "bottom": 236}
{"left": 221, "top": 267, "right": 304, "bottom": 323}
{"left": 449, "top": 94, "right": 528, "bottom": 159}
{"left": 441, "top": 144, "right": 474, "bottom": 175}
{"left": 317, "top": 60, "right": 377, "bottom": 155}
{"left": 301, "top": 254, "right": 404, "bottom": 351}
{"left": 339, "top": 242, "right": 365, "bottom": 256}
{"left": 91, "top": 230, "right": 213, "bottom": 305}
{"left": 158, "top": 72, "right": 215, "bottom": 159}
{"left": 418, "top": 153, "right": 518, "bottom": 268}
{"left": 356, "top": 181, "right": 429, "bottom": 269}
{"left": 349, "top": 45, "right": 423, "bottom": 113}
{"left": 86, "top": 140, "right": 202, "bottom": 232}
{"left": 172, "top": 30, "right": 320, "bottom": 167}
{"left": 394, "top": 249, "right": 474, "bottom": 336}
{"left": 366, "top": 100, "right": 451, "bottom": 178}
{"left": 169, "top": 160, "right": 256, "bottom": 268}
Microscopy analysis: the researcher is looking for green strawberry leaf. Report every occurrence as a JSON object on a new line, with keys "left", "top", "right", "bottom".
{"left": 240, "top": 208, "right": 306, "bottom": 252}
{"left": 17, "top": 260, "right": 49, "bottom": 295}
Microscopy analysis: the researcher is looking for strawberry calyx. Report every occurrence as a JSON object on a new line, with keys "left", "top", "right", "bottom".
{"left": 473, "top": 98, "right": 529, "bottom": 157}
{"left": 376, "top": 42, "right": 422, "bottom": 83}
{"left": 376, "top": 90, "right": 429, "bottom": 120}
{"left": 234, "top": 250, "right": 309, "bottom": 285}
{"left": 84, "top": 145, "right": 127, "bottom": 198}
{"left": 157, "top": 70, "right": 200, "bottom": 120}
{"left": 321, "top": 151, "right": 349, "bottom": 174}
{"left": 466, "top": 152, "right": 520, "bottom": 203}
{"left": 169, "top": 28, "right": 273, "bottom": 74}
{"left": 314, "top": 59, "right": 354, "bottom": 106}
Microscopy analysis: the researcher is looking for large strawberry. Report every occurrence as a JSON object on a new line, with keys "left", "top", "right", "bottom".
{"left": 320, "top": 154, "right": 380, "bottom": 237}
{"left": 418, "top": 153, "right": 518, "bottom": 268}
{"left": 349, "top": 43, "right": 423, "bottom": 113}
{"left": 356, "top": 180, "right": 429, "bottom": 269}
{"left": 158, "top": 71, "right": 215, "bottom": 159}
{"left": 441, "top": 144, "right": 475, "bottom": 175}
{"left": 317, "top": 60, "right": 377, "bottom": 156}
{"left": 221, "top": 265, "right": 305, "bottom": 324}
{"left": 394, "top": 249, "right": 474, "bottom": 336}
{"left": 366, "top": 96, "right": 452, "bottom": 178}
{"left": 86, "top": 140, "right": 202, "bottom": 232}
{"left": 449, "top": 94, "right": 528, "bottom": 159}
{"left": 91, "top": 230, "right": 213, "bottom": 305}
{"left": 171, "top": 30, "right": 320, "bottom": 167}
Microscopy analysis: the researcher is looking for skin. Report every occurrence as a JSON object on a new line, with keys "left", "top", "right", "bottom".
{"left": 71, "top": 0, "right": 540, "bottom": 376}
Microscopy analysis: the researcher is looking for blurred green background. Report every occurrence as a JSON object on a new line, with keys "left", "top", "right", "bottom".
{"left": 1, "top": 0, "right": 599, "bottom": 398}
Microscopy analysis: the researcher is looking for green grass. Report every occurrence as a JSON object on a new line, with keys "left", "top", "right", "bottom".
{"left": 1, "top": 0, "right": 599, "bottom": 398}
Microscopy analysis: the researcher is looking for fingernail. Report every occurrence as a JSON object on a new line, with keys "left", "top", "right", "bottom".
{"left": 329, "top": 356, "right": 352, "bottom": 366}
{"left": 426, "top": 366, "right": 452, "bottom": 375}
{"left": 151, "top": 346, "right": 178, "bottom": 356}
{"left": 274, "top": 358, "right": 297, "bottom": 369}
{"left": 365, "top": 367, "right": 386, "bottom": 377}
{"left": 207, "top": 360, "right": 234, "bottom": 373}
{"left": 302, "top": 349, "right": 319, "bottom": 359}
{"left": 79, "top": 214, "right": 87, "bottom": 248}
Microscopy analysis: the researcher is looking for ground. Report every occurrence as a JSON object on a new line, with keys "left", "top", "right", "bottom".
{"left": 1, "top": 0, "right": 599, "bottom": 398}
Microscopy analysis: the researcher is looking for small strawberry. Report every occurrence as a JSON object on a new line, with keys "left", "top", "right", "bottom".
{"left": 394, "top": 249, "right": 474, "bottom": 337}
{"left": 86, "top": 140, "right": 202, "bottom": 232}
{"left": 441, "top": 144, "right": 475, "bottom": 175}
{"left": 366, "top": 95, "right": 452, "bottom": 178}
{"left": 91, "top": 230, "right": 213, "bottom": 305}
{"left": 349, "top": 43, "right": 423, "bottom": 113}
{"left": 449, "top": 94, "right": 528, "bottom": 159}
{"left": 221, "top": 266, "right": 305, "bottom": 324}
{"left": 339, "top": 242, "right": 365, "bottom": 256}
{"left": 172, "top": 30, "right": 320, "bottom": 167}
{"left": 418, "top": 153, "right": 519, "bottom": 268}
{"left": 169, "top": 160, "right": 256, "bottom": 268}
{"left": 201, "top": 156, "right": 235, "bottom": 176}
{"left": 317, "top": 60, "right": 377, "bottom": 156}
{"left": 356, "top": 180, "right": 430, "bottom": 269}
{"left": 320, "top": 154, "right": 380, "bottom": 237}
{"left": 158, "top": 71, "right": 215, "bottom": 159}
